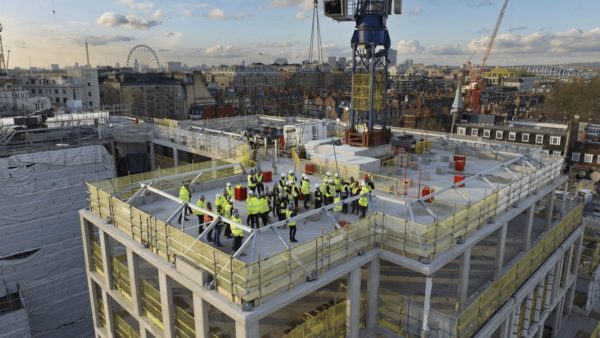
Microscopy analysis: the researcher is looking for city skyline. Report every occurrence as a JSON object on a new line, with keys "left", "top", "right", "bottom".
{"left": 1, "top": 0, "right": 599, "bottom": 69}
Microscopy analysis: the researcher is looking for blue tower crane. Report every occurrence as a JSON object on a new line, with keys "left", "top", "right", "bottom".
{"left": 324, "top": 0, "right": 401, "bottom": 146}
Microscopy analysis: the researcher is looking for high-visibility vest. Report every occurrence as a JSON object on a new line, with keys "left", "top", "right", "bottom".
{"left": 215, "top": 196, "right": 223, "bottom": 210}
{"left": 259, "top": 197, "right": 269, "bottom": 213}
{"left": 257, "top": 172, "right": 263, "bottom": 184}
{"left": 193, "top": 200, "right": 205, "bottom": 215}
{"left": 301, "top": 179, "right": 310, "bottom": 194}
{"left": 286, "top": 209, "right": 296, "bottom": 226}
{"left": 248, "top": 174, "right": 256, "bottom": 188}
{"left": 314, "top": 189, "right": 323, "bottom": 202}
{"left": 322, "top": 175, "right": 330, "bottom": 185}
{"left": 279, "top": 178, "right": 286, "bottom": 188}
{"left": 226, "top": 186, "right": 234, "bottom": 197}
{"left": 288, "top": 174, "right": 297, "bottom": 183}
{"left": 292, "top": 185, "right": 300, "bottom": 198}
{"left": 352, "top": 185, "right": 360, "bottom": 195}
{"left": 179, "top": 186, "right": 190, "bottom": 202}
{"left": 223, "top": 202, "right": 232, "bottom": 218}
{"left": 334, "top": 177, "right": 341, "bottom": 190}
{"left": 246, "top": 197, "right": 255, "bottom": 215}
{"left": 333, "top": 196, "right": 342, "bottom": 212}
{"left": 230, "top": 216, "right": 243, "bottom": 237}
{"left": 359, "top": 187, "right": 369, "bottom": 207}
{"left": 324, "top": 184, "right": 333, "bottom": 197}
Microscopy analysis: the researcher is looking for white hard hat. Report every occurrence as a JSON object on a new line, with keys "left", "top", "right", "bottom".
{"left": 335, "top": 173, "right": 339, "bottom": 178}
{"left": 360, "top": 180, "right": 365, "bottom": 186}
{"left": 326, "top": 171, "right": 331, "bottom": 176}
{"left": 281, "top": 173, "right": 285, "bottom": 178}
{"left": 302, "top": 174, "right": 306, "bottom": 179}
{"left": 288, "top": 169, "right": 293, "bottom": 174}
{"left": 216, "top": 193, "right": 221, "bottom": 198}
{"left": 328, "top": 178, "right": 333, "bottom": 183}
{"left": 315, "top": 183, "right": 320, "bottom": 188}
{"left": 227, "top": 182, "right": 231, "bottom": 186}
{"left": 248, "top": 190, "right": 254, "bottom": 195}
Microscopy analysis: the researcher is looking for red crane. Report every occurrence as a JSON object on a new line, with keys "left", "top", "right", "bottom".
{"left": 469, "top": 0, "right": 509, "bottom": 114}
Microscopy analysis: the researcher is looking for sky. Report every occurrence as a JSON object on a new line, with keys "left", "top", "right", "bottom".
{"left": 0, "top": 0, "right": 599, "bottom": 69}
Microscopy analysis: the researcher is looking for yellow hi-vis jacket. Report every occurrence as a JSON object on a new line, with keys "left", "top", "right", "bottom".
{"left": 193, "top": 200, "right": 205, "bottom": 215}
{"left": 301, "top": 179, "right": 310, "bottom": 195}
{"left": 286, "top": 209, "right": 296, "bottom": 226}
{"left": 359, "top": 187, "right": 369, "bottom": 207}
{"left": 230, "top": 216, "right": 243, "bottom": 237}
{"left": 179, "top": 186, "right": 190, "bottom": 202}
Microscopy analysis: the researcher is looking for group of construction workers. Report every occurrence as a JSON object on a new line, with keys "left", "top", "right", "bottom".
{"left": 177, "top": 168, "right": 374, "bottom": 250}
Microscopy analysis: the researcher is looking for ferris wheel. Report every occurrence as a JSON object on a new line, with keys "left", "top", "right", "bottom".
{"left": 126, "top": 44, "right": 161, "bottom": 72}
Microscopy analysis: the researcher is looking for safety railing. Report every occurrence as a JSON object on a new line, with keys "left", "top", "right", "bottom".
{"left": 284, "top": 300, "right": 347, "bottom": 338}
{"left": 115, "top": 314, "right": 140, "bottom": 338}
{"left": 580, "top": 218, "right": 600, "bottom": 275}
{"left": 91, "top": 241, "right": 104, "bottom": 276}
{"left": 174, "top": 306, "right": 195, "bottom": 338}
{"left": 378, "top": 288, "right": 408, "bottom": 336}
{"left": 141, "top": 280, "right": 163, "bottom": 329}
{"left": 455, "top": 203, "right": 583, "bottom": 337}
{"left": 112, "top": 256, "right": 131, "bottom": 300}
{"left": 154, "top": 154, "right": 190, "bottom": 169}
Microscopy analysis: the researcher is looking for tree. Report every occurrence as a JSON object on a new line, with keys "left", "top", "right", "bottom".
{"left": 542, "top": 77, "right": 600, "bottom": 121}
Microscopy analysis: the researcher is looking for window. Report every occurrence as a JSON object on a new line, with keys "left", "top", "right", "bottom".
{"left": 522, "top": 133, "right": 530, "bottom": 142}
{"left": 457, "top": 127, "right": 466, "bottom": 135}
{"left": 88, "top": 91, "right": 92, "bottom": 97}
{"left": 572, "top": 153, "right": 580, "bottom": 161}
{"left": 585, "top": 154, "right": 594, "bottom": 163}
{"left": 596, "top": 156, "right": 600, "bottom": 164}
{"left": 471, "top": 128, "right": 478, "bottom": 136}
{"left": 535, "top": 135, "right": 544, "bottom": 144}
{"left": 549, "top": 136, "right": 561, "bottom": 145}
{"left": 495, "top": 131, "right": 503, "bottom": 140}
{"left": 483, "top": 129, "right": 491, "bottom": 138}
{"left": 508, "top": 132, "right": 516, "bottom": 141}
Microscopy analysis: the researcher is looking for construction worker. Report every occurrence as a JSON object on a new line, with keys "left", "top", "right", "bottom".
{"left": 291, "top": 180, "right": 301, "bottom": 211}
{"left": 314, "top": 183, "right": 323, "bottom": 209}
{"left": 278, "top": 192, "right": 289, "bottom": 221}
{"left": 230, "top": 209, "right": 244, "bottom": 251}
{"left": 178, "top": 182, "right": 192, "bottom": 223}
{"left": 205, "top": 202, "right": 215, "bottom": 242}
{"left": 278, "top": 173, "right": 287, "bottom": 190}
{"left": 246, "top": 190, "right": 259, "bottom": 229}
{"left": 256, "top": 169, "right": 264, "bottom": 195}
{"left": 258, "top": 193, "right": 270, "bottom": 227}
{"left": 301, "top": 174, "right": 311, "bottom": 209}
{"left": 225, "top": 182, "right": 234, "bottom": 199}
{"left": 351, "top": 180, "right": 360, "bottom": 214}
{"left": 286, "top": 203, "right": 298, "bottom": 243}
{"left": 365, "top": 173, "right": 375, "bottom": 191}
{"left": 333, "top": 191, "right": 343, "bottom": 213}
{"left": 287, "top": 169, "right": 297, "bottom": 184}
{"left": 222, "top": 195, "right": 233, "bottom": 238}
{"left": 324, "top": 178, "right": 334, "bottom": 205}
{"left": 358, "top": 181, "right": 370, "bottom": 218}
{"left": 193, "top": 195, "right": 206, "bottom": 234}
{"left": 334, "top": 173, "right": 342, "bottom": 194}
{"left": 247, "top": 169, "right": 257, "bottom": 193}
{"left": 341, "top": 180, "right": 350, "bottom": 214}
{"left": 323, "top": 171, "right": 331, "bottom": 185}
{"left": 214, "top": 193, "right": 223, "bottom": 216}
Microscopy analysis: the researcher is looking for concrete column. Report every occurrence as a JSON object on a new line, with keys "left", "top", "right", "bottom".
{"left": 235, "top": 320, "right": 259, "bottom": 338}
{"left": 101, "top": 290, "right": 115, "bottom": 336}
{"left": 552, "top": 297, "right": 565, "bottom": 336}
{"left": 173, "top": 147, "right": 179, "bottom": 167}
{"left": 499, "top": 314, "right": 512, "bottom": 338}
{"left": 495, "top": 223, "right": 508, "bottom": 277}
{"left": 421, "top": 277, "right": 433, "bottom": 338}
{"left": 158, "top": 271, "right": 175, "bottom": 337}
{"left": 149, "top": 142, "right": 156, "bottom": 170}
{"left": 110, "top": 140, "right": 118, "bottom": 177}
{"left": 545, "top": 192, "right": 555, "bottom": 229}
{"left": 524, "top": 205, "right": 535, "bottom": 251}
{"left": 126, "top": 248, "right": 143, "bottom": 317}
{"left": 551, "top": 256, "right": 564, "bottom": 301}
{"left": 346, "top": 268, "right": 361, "bottom": 338}
{"left": 561, "top": 181, "right": 568, "bottom": 217}
{"left": 457, "top": 247, "right": 472, "bottom": 310}
{"left": 192, "top": 271, "right": 210, "bottom": 338}
{"left": 99, "top": 230, "right": 112, "bottom": 288}
{"left": 366, "top": 259, "right": 380, "bottom": 334}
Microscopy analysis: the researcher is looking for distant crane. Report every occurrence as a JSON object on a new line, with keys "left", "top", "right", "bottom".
{"left": 468, "top": 0, "right": 509, "bottom": 114}
{"left": 308, "top": 0, "right": 323, "bottom": 64}
{"left": 324, "top": 0, "right": 402, "bottom": 147}
{"left": 0, "top": 22, "right": 6, "bottom": 76}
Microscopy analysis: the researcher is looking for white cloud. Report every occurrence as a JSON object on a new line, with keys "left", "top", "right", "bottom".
{"left": 183, "top": 9, "right": 193, "bottom": 17}
{"left": 270, "top": 0, "right": 313, "bottom": 10}
{"left": 396, "top": 40, "right": 425, "bottom": 54}
{"left": 209, "top": 8, "right": 226, "bottom": 20}
{"left": 96, "top": 12, "right": 161, "bottom": 29}
{"left": 204, "top": 44, "right": 243, "bottom": 58}
{"left": 296, "top": 11, "right": 306, "bottom": 20}
{"left": 153, "top": 10, "right": 166, "bottom": 19}
{"left": 117, "top": 0, "right": 154, "bottom": 10}
{"left": 163, "top": 32, "right": 183, "bottom": 40}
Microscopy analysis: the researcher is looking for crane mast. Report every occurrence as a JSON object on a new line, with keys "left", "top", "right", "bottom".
{"left": 471, "top": 0, "right": 509, "bottom": 114}
{"left": 324, "top": 0, "right": 401, "bottom": 147}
